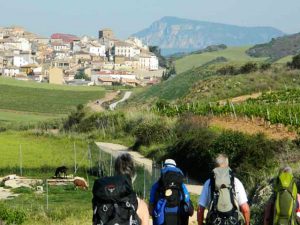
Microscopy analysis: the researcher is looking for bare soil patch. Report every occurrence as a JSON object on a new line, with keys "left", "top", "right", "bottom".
{"left": 210, "top": 116, "right": 298, "bottom": 140}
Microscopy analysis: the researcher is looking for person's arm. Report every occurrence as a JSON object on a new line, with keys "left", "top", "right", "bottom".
{"left": 263, "top": 202, "right": 273, "bottom": 225}
{"left": 234, "top": 178, "right": 250, "bottom": 225}
{"left": 197, "top": 205, "right": 205, "bottom": 225}
{"left": 149, "top": 182, "right": 159, "bottom": 216}
{"left": 240, "top": 203, "right": 250, "bottom": 225}
{"left": 137, "top": 199, "right": 150, "bottom": 225}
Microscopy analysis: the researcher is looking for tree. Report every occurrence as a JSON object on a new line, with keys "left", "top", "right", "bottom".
{"left": 287, "top": 54, "right": 300, "bottom": 69}
{"left": 75, "top": 70, "right": 89, "bottom": 80}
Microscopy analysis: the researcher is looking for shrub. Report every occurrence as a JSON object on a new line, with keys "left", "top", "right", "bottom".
{"left": 133, "top": 120, "right": 173, "bottom": 147}
{"left": 63, "top": 104, "right": 86, "bottom": 131}
{"left": 167, "top": 115, "right": 216, "bottom": 180}
{"left": 217, "top": 65, "right": 238, "bottom": 75}
{"left": 287, "top": 54, "right": 300, "bottom": 69}
{"left": 260, "top": 63, "right": 272, "bottom": 71}
{"left": 0, "top": 203, "right": 27, "bottom": 225}
{"left": 77, "top": 111, "right": 125, "bottom": 133}
{"left": 211, "top": 132, "right": 278, "bottom": 190}
{"left": 239, "top": 62, "right": 258, "bottom": 74}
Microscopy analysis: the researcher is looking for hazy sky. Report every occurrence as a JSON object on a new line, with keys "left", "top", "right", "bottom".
{"left": 1, "top": 0, "right": 299, "bottom": 39}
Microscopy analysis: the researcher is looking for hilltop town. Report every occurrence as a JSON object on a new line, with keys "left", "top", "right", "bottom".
{"left": 0, "top": 26, "right": 162, "bottom": 86}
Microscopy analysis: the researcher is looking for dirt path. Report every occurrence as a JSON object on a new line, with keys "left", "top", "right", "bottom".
{"left": 87, "top": 91, "right": 119, "bottom": 112}
{"left": 210, "top": 116, "right": 298, "bottom": 140}
{"left": 218, "top": 92, "right": 262, "bottom": 105}
{"left": 109, "top": 91, "right": 132, "bottom": 110}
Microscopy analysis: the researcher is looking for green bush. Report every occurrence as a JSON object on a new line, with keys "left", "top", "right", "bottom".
{"left": 168, "top": 115, "right": 216, "bottom": 179}
{"left": 63, "top": 104, "right": 86, "bottom": 131}
{"left": 239, "top": 62, "right": 258, "bottom": 74}
{"left": 133, "top": 120, "right": 173, "bottom": 147}
{"left": 287, "top": 54, "right": 300, "bottom": 69}
{"left": 0, "top": 203, "right": 27, "bottom": 225}
{"left": 78, "top": 111, "right": 125, "bottom": 133}
{"left": 260, "top": 63, "right": 272, "bottom": 71}
{"left": 217, "top": 65, "right": 238, "bottom": 75}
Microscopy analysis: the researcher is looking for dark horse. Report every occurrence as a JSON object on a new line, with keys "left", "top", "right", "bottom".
{"left": 55, "top": 166, "right": 68, "bottom": 178}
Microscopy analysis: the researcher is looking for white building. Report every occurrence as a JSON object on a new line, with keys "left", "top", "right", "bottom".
{"left": 89, "top": 44, "right": 106, "bottom": 57}
{"left": 139, "top": 54, "right": 159, "bottom": 71}
{"left": 3, "top": 66, "right": 20, "bottom": 77}
{"left": 13, "top": 54, "right": 36, "bottom": 67}
{"left": 113, "top": 41, "right": 140, "bottom": 58}
{"left": 52, "top": 43, "right": 70, "bottom": 52}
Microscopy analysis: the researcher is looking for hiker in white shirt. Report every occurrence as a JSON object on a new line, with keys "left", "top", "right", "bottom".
{"left": 197, "top": 154, "right": 250, "bottom": 225}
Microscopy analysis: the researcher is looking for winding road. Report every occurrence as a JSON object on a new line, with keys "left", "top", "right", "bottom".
{"left": 109, "top": 91, "right": 132, "bottom": 110}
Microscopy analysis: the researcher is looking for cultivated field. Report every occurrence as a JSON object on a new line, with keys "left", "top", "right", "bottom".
{"left": 0, "top": 78, "right": 105, "bottom": 124}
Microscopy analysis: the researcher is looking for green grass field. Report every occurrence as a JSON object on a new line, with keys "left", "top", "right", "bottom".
{"left": 174, "top": 46, "right": 267, "bottom": 74}
{"left": 0, "top": 77, "right": 105, "bottom": 124}
{"left": 275, "top": 55, "right": 293, "bottom": 64}
{"left": 0, "top": 132, "right": 92, "bottom": 176}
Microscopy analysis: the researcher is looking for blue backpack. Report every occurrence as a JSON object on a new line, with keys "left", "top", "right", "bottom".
{"left": 153, "top": 167, "right": 189, "bottom": 225}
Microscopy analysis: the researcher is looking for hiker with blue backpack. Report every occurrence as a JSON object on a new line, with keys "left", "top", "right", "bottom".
{"left": 149, "top": 159, "right": 194, "bottom": 225}
{"left": 197, "top": 154, "right": 250, "bottom": 225}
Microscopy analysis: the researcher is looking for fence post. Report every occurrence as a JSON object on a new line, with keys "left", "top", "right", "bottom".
{"left": 46, "top": 179, "right": 49, "bottom": 210}
{"left": 74, "top": 142, "right": 77, "bottom": 174}
{"left": 19, "top": 144, "right": 22, "bottom": 176}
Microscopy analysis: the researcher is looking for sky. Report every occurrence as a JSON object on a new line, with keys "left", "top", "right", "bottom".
{"left": 1, "top": 0, "right": 300, "bottom": 39}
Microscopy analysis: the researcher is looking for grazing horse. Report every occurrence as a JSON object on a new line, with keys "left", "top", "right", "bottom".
{"left": 73, "top": 177, "right": 89, "bottom": 190}
{"left": 55, "top": 166, "right": 68, "bottom": 178}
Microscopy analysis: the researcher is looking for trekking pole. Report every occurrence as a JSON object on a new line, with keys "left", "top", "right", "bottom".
{"left": 143, "top": 164, "right": 146, "bottom": 199}
{"left": 110, "top": 152, "right": 113, "bottom": 176}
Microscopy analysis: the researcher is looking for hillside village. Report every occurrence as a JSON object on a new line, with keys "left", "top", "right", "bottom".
{"left": 0, "top": 26, "right": 162, "bottom": 87}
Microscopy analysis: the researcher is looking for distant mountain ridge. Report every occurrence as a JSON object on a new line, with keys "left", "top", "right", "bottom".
{"left": 133, "top": 16, "right": 285, "bottom": 55}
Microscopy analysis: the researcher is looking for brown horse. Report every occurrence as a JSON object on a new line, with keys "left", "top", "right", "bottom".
{"left": 73, "top": 177, "right": 88, "bottom": 190}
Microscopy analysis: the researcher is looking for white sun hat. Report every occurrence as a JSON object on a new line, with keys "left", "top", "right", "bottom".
{"left": 164, "top": 159, "right": 176, "bottom": 167}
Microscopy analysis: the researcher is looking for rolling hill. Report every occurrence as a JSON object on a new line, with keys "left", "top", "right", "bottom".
{"left": 247, "top": 33, "right": 300, "bottom": 60}
{"left": 174, "top": 46, "right": 266, "bottom": 74}
{"left": 133, "top": 16, "right": 285, "bottom": 55}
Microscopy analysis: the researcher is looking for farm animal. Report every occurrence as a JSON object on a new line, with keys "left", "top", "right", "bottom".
{"left": 73, "top": 177, "right": 89, "bottom": 190}
{"left": 55, "top": 166, "right": 68, "bottom": 178}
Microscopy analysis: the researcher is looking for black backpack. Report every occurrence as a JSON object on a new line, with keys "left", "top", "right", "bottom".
{"left": 92, "top": 175, "right": 141, "bottom": 225}
{"left": 154, "top": 169, "right": 187, "bottom": 225}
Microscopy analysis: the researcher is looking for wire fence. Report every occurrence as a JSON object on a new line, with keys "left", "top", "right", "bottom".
{"left": 94, "top": 143, "right": 162, "bottom": 200}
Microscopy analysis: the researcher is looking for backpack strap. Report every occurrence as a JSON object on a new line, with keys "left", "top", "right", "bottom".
{"left": 229, "top": 170, "right": 238, "bottom": 210}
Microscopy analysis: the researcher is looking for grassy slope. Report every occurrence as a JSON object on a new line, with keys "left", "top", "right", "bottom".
{"left": 275, "top": 55, "right": 293, "bottom": 64}
{"left": 129, "top": 67, "right": 213, "bottom": 103}
{"left": 184, "top": 69, "right": 300, "bottom": 103}
{"left": 129, "top": 65, "right": 300, "bottom": 105}
{"left": 174, "top": 46, "right": 266, "bottom": 74}
{"left": 0, "top": 77, "right": 105, "bottom": 123}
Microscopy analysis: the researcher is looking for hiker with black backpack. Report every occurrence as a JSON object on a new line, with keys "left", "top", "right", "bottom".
{"left": 92, "top": 153, "right": 149, "bottom": 225}
{"left": 149, "top": 159, "right": 194, "bottom": 225}
{"left": 197, "top": 154, "right": 250, "bottom": 225}
{"left": 264, "top": 166, "right": 299, "bottom": 225}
